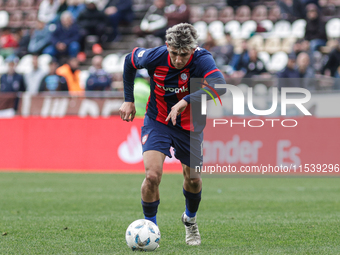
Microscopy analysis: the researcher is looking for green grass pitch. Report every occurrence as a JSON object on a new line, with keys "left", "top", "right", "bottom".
{"left": 1, "top": 172, "right": 340, "bottom": 254}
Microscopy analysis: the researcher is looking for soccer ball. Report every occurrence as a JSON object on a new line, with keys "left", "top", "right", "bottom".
{"left": 125, "top": 219, "right": 161, "bottom": 251}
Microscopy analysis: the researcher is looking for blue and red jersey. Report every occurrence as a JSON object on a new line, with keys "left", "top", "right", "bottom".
{"left": 123, "top": 45, "right": 225, "bottom": 132}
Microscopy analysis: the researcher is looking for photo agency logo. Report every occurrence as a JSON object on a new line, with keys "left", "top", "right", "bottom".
{"left": 201, "top": 84, "right": 312, "bottom": 128}
{"left": 199, "top": 82, "right": 223, "bottom": 111}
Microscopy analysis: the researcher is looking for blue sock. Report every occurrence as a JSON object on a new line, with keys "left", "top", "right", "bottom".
{"left": 145, "top": 215, "right": 157, "bottom": 225}
{"left": 183, "top": 188, "right": 202, "bottom": 218}
{"left": 141, "top": 199, "right": 160, "bottom": 225}
{"left": 185, "top": 206, "right": 196, "bottom": 218}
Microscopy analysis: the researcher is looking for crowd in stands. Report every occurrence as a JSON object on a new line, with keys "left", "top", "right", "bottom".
{"left": 1, "top": 0, "right": 340, "bottom": 96}
{"left": 0, "top": 53, "right": 113, "bottom": 94}
{"left": 1, "top": 0, "right": 133, "bottom": 59}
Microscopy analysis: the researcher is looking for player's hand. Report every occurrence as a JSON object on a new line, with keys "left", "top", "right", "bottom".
{"left": 119, "top": 102, "right": 136, "bottom": 122}
{"left": 165, "top": 99, "right": 188, "bottom": 126}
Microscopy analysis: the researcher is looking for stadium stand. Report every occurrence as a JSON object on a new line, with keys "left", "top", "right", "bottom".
{"left": 1, "top": 0, "right": 340, "bottom": 94}
{"left": 235, "top": 5, "right": 251, "bottom": 23}
{"left": 251, "top": 5, "right": 267, "bottom": 23}
{"left": 0, "top": 10, "right": 9, "bottom": 28}
{"left": 208, "top": 20, "right": 224, "bottom": 40}
{"left": 218, "top": 6, "right": 234, "bottom": 23}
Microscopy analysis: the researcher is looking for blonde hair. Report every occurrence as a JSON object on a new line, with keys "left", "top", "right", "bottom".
{"left": 165, "top": 23, "right": 198, "bottom": 53}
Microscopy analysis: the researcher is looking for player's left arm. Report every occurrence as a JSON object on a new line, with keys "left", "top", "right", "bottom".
{"left": 183, "top": 54, "right": 226, "bottom": 104}
{"left": 166, "top": 53, "right": 226, "bottom": 125}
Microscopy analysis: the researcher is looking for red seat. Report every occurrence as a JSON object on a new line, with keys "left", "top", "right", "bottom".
{"left": 0, "top": 0, "right": 5, "bottom": 9}
{"left": 24, "top": 10, "right": 38, "bottom": 27}
{"left": 5, "top": 0, "right": 19, "bottom": 11}
{"left": 235, "top": 5, "right": 251, "bottom": 23}
{"left": 268, "top": 5, "right": 281, "bottom": 22}
{"left": 8, "top": 11, "right": 23, "bottom": 27}
{"left": 219, "top": 6, "right": 234, "bottom": 24}
{"left": 322, "top": 5, "right": 337, "bottom": 20}
{"left": 252, "top": 5, "right": 268, "bottom": 23}
{"left": 21, "top": 0, "right": 36, "bottom": 11}
{"left": 189, "top": 5, "right": 204, "bottom": 24}
{"left": 202, "top": 6, "right": 218, "bottom": 24}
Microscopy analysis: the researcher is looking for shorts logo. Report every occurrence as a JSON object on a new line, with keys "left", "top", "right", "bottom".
{"left": 181, "top": 73, "right": 188, "bottom": 81}
{"left": 138, "top": 50, "right": 146, "bottom": 57}
{"left": 142, "top": 134, "right": 148, "bottom": 145}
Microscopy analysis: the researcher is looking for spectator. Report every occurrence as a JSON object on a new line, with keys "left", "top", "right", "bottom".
{"left": 202, "top": 32, "right": 234, "bottom": 67}
{"left": 28, "top": 21, "right": 52, "bottom": 54}
{"left": 43, "top": 11, "right": 81, "bottom": 58}
{"left": 165, "top": 0, "right": 190, "bottom": 28}
{"left": 297, "top": 52, "right": 314, "bottom": 78}
{"left": 56, "top": 57, "right": 83, "bottom": 94}
{"left": 321, "top": 40, "right": 340, "bottom": 77}
{"left": 38, "top": 0, "right": 61, "bottom": 23}
{"left": 15, "top": 29, "right": 31, "bottom": 58}
{"left": 277, "top": 0, "right": 306, "bottom": 20}
{"left": 201, "top": 32, "right": 216, "bottom": 52}
{"left": 67, "top": 0, "right": 86, "bottom": 19}
{"left": 277, "top": 54, "right": 299, "bottom": 79}
{"left": 77, "top": 0, "right": 106, "bottom": 52}
{"left": 104, "top": 0, "right": 134, "bottom": 41}
{"left": 40, "top": 58, "right": 68, "bottom": 92}
{"left": 277, "top": 54, "right": 300, "bottom": 90}
{"left": 230, "top": 40, "right": 249, "bottom": 76}
{"left": 0, "top": 56, "right": 25, "bottom": 93}
{"left": 134, "top": 0, "right": 167, "bottom": 38}
{"left": 211, "top": 32, "right": 234, "bottom": 68}
{"left": 241, "top": 48, "right": 267, "bottom": 78}
{"left": 86, "top": 55, "right": 112, "bottom": 91}
{"left": 291, "top": 39, "right": 306, "bottom": 57}
{"left": 304, "top": 3, "right": 327, "bottom": 52}
{"left": 297, "top": 52, "right": 316, "bottom": 89}
{"left": 24, "top": 54, "right": 47, "bottom": 93}
{"left": 0, "top": 28, "right": 18, "bottom": 58}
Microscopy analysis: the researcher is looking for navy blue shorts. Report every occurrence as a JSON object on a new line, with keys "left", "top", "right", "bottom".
{"left": 141, "top": 115, "right": 203, "bottom": 168}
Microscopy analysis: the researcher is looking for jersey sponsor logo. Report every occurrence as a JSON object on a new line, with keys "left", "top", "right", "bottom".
{"left": 180, "top": 73, "right": 188, "bottom": 81}
{"left": 138, "top": 50, "right": 146, "bottom": 57}
{"left": 156, "top": 83, "right": 188, "bottom": 93}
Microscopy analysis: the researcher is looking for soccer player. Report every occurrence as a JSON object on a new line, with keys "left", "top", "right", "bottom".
{"left": 119, "top": 23, "right": 225, "bottom": 246}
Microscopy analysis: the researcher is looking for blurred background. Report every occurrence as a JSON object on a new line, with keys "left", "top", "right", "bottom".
{"left": 0, "top": 0, "right": 340, "bottom": 172}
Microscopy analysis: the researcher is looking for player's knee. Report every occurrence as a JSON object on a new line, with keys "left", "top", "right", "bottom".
{"left": 145, "top": 171, "right": 161, "bottom": 187}
{"left": 187, "top": 177, "right": 201, "bottom": 189}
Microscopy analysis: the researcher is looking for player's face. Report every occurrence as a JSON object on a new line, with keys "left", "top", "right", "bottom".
{"left": 166, "top": 44, "right": 195, "bottom": 69}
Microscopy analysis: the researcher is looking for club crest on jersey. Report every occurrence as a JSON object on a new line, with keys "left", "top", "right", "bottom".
{"left": 180, "top": 73, "right": 188, "bottom": 81}
{"left": 142, "top": 134, "right": 148, "bottom": 145}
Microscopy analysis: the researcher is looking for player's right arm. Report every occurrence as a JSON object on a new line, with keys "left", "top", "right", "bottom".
{"left": 119, "top": 47, "right": 152, "bottom": 122}
{"left": 119, "top": 102, "right": 136, "bottom": 122}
